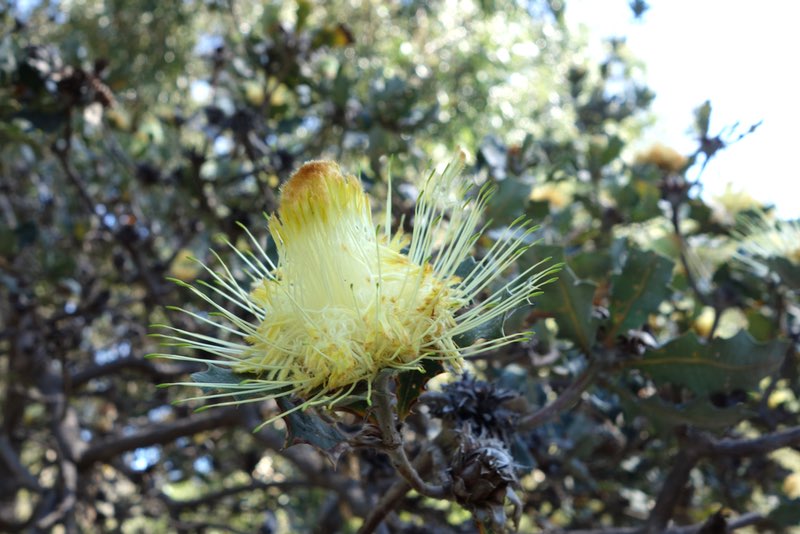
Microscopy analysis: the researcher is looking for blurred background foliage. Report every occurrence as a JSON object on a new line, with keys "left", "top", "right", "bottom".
{"left": 1, "top": 0, "right": 799, "bottom": 532}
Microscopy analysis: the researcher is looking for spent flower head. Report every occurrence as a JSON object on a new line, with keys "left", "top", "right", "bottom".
{"left": 152, "top": 155, "right": 556, "bottom": 425}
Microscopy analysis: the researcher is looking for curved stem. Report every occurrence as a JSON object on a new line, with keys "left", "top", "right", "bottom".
{"left": 517, "top": 361, "right": 598, "bottom": 432}
{"left": 357, "top": 446, "right": 435, "bottom": 534}
{"left": 372, "top": 372, "right": 449, "bottom": 500}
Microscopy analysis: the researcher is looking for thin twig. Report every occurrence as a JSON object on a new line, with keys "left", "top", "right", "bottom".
{"left": 161, "top": 479, "right": 307, "bottom": 510}
{"left": 517, "top": 361, "right": 598, "bottom": 431}
{"left": 700, "top": 425, "right": 800, "bottom": 456}
{"left": 644, "top": 448, "right": 700, "bottom": 533}
{"left": 77, "top": 408, "right": 240, "bottom": 468}
{"left": 358, "top": 445, "right": 436, "bottom": 534}
{"left": 0, "top": 434, "right": 41, "bottom": 491}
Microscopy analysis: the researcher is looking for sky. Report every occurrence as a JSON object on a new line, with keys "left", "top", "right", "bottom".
{"left": 566, "top": 0, "right": 799, "bottom": 218}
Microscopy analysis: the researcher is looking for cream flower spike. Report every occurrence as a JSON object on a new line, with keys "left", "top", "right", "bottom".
{"left": 735, "top": 211, "right": 800, "bottom": 265}
{"left": 152, "top": 155, "right": 556, "bottom": 426}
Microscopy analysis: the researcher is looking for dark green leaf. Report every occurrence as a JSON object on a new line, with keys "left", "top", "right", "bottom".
{"left": 615, "top": 384, "right": 752, "bottom": 433}
{"left": 746, "top": 310, "right": 778, "bottom": 342}
{"left": 510, "top": 434, "right": 535, "bottom": 470}
{"left": 606, "top": 247, "right": 673, "bottom": 341}
{"left": 526, "top": 199, "right": 551, "bottom": 220}
{"left": 602, "top": 135, "right": 624, "bottom": 166}
{"left": 191, "top": 364, "right": 248, "bottom": 390}
{"left": 454, "top": 256, "right": 478, "bottom": 280}
{"left": 453, "top": 309, "right": 505, "bottom": 349}
{"left": 276, "top": 397, "right": 348, "bottom": 465}
{"left": 13, "top": 109, "right": 69, "bottom": 133}
{"left": 570, "top": 249, "right": 612, "bottom": 283}
{"left": 484, "top": 177, "right": 531, "bottom": 227}
{"left": 767, "top": 256, "right": 800, "bottom": 289}
{"left": 768, "top": 498, "right": 800, "bottom": 527}
{"left": 15, "top": 221, "right": 38, "bottom": 249}
{"left": 395, "top": 359, "right": 444, "bottom": 420}
{"left": 629, "top": 331, "right": 787, "bottom": 396}
{"left": 525, "top": 245, "right": 597, "bottom": 353}
{"left": 190, "top": 365, "right": 266, "bottom": 403}
{"left": 0, "top": 225, "right": 15, "bottom": 257}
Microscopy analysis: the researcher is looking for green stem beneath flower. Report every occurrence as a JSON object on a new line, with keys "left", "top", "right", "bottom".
{"left": 372, "top": 372, "right": 449, "bottom": 500}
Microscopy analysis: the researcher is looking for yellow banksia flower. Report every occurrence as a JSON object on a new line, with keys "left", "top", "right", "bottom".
{"left": 635, "top": 143, "right": 687, "bottom": 174}
{"left": 529, "top": 182, "right": 574, "bottom": 209}
{"left": 153, "top": 155, "right": 556, "bottom": 424}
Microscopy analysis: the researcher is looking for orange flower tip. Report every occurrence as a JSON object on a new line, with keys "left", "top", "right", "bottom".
{"left": 281, "top": 160, "right": 343, "bottom": 204}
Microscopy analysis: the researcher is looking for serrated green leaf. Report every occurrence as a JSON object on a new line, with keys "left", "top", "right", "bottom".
{"left": 525, "top": 245, "right": 597, "bottom": 353}
{"left": 453, "top": 310, "right": 505, "bottom": 348}
{"left": 614, "top": 384, "right": 752, "bottom": 433}
{"left": 606, "top": 247, "right": 673, "bottom": 342}
{"left": 454, "top": 256, "right": 478, "bottom": 280}
{"left": 395, "top": 359, "right": 444, "bottom": 420}
{"left": 569, "top": 249, "right": 612, "bottom": 283}
{"left": 542, "top": 269, "right": 597, "bottom": 353}
{"left": 275, "top": 397, "right": 348, "bottom": 465}
{"left": 191, "top": 364, "right": 244, "bottom": 388}
{"left": 190, "top": 364, "right": 261, "bottom": 402}
{"left": 629, "top": 331, "right": 787, "bottom": 396}
{"left": 484, "top": 177, "right": 531, "bottom": 227}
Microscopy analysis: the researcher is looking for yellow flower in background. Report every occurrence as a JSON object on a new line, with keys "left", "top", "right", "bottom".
{"left": 153, "top": 155, "right": 556, "bottom": 424}
{"left": 168, "top": 248, "right": 202, "bottom": 282}
{"left": 635, "top": 143, "right": 687, "bottom": 174}
{"left": 710, "top": 183, "right": 761, "bottom": 226}
{"left": 529, "top": 182, "right": 574, "bottom": 209}
{"left": 784, "top": 472, "right": 800, "bottom": 499}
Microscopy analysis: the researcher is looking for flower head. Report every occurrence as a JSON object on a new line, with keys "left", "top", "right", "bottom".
{"left": 153, "top": 156, "right": 555, "bottom": 423}
{"left": 635, "top": 143, "right": 687, "bottom": 174}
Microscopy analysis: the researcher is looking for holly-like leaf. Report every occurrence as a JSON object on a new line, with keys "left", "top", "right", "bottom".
{"left": 526, "top": 245, "right": 597, "bottom": 353}
{"left": 614, "top": 384, "right": 753, "bottom": 433}
{"left": 395, "top": 359, "right": 444, "bottom": 420}
{"left": 628, "top": 331, "right": 787, "bottom": 396}
{"left": 188, "top": 364, "right": 266, "bottom": 404}
{"left": 191, "top": 363, "right": 248, "bottom": 390}
{"left": 483, "top": 177, "right": 532, "bottom": 227}
{"left": 606, "top": 247, "right": 673, "bottom": 342}
{"left": 276, "top": 397, "right": 348, "bottom": 465}
{"left": 453, "top": 307, "right": 507, "bottom": 349}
